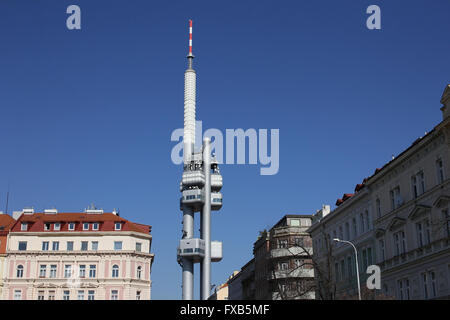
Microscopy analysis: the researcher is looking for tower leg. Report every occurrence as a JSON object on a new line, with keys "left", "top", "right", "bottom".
{"left": 182, "top": 206, "right": 194, "bottom": 300}
{"left": 201, "top": 138, "right": 211, "bottom": 300}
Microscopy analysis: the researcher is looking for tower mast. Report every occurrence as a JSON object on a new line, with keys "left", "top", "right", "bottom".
{"left": 178, "top": 20, "right": 223, "bottom": 301}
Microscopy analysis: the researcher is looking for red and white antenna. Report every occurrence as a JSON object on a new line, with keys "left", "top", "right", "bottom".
{"left": 188, "top": 19, "right": 193, "bottom": 56}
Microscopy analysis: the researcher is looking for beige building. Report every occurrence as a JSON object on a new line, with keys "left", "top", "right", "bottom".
{"left": 309, "top": 84, "right": 450, "bottom": 300}
{"left": 3, "top": 208, "right": 154, "bottom": 300}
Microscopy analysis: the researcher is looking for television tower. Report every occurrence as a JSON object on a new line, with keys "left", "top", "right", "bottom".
{"left": 177, "top": 20, "right": 223, "bottom": 300}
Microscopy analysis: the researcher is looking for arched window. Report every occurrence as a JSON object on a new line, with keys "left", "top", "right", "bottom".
{"left": 16, "top": 265, "right": 24, "bottom": 278}
{"left": 112, "top": 265, "right": 119, "bottom": 278}
{"left": 137, "top": 266, "right": 142, "bottom": 279}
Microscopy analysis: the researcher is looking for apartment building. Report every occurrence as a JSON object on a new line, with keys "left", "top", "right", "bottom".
{"left": 3, "top": 208, "right": 154, "bottom": 300}
{"left": 308, "top": 84, "right": 450, "bottom": 300}
{"left": 0, "top": 212, "right": 15, "bottom": 299}
{"left": 228, "top": 258, "right": 255, "bottom": 300}
{"left": 250, "top": 215, "right": 315, "bottom": 300}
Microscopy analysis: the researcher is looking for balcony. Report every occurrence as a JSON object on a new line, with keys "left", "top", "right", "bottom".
{"left": 269, "top": 267, "right": 314, "bottom": 280}
{"left": 380, "top": 237, "right": 450, "bottom": 271}
{"left": 270, "top": 247, "right": 312, "bottom": 258}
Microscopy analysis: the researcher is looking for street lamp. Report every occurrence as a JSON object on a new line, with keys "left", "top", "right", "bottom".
{"left": 333, "top": 238, "right": 361, "bottom": 300}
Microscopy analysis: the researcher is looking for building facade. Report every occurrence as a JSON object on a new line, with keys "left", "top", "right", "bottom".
{"left": 0, "top": 212, "right": 16, "bottom": 299}
{"left": 3, "top": 208, "right": 154, "bottom": 300}
{"left": 309, "top": 84, "right": 450, "bottom": 300}
{"left": 234, "top": 215, "right": 315, "bottom": 300}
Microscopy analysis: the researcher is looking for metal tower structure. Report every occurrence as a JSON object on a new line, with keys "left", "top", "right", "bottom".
{"left": 177, "top": 20, "right": 223, "bottom": 300}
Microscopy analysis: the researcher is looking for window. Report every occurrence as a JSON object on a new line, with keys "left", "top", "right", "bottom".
{"left": 339, "top": 226, "right": 343, "bottom": 240}
{"left": 334, "top": 262, "right": 339, "bottom": 281}
{"left": 294, "top": 237, "right": 304, "bottom": 247}
{"left": 112, "top": 265, "right": 119, "bottom": 278}
{"left": 39, "top": 265, "right": 47, "bottom": 278}
{"left": 290, "top": 219, "right": 300, "bottom": 227}
{"left": 78, "top": 290, "right": 84, "bottom": 300}
{"left": 83, "top": 223, "right": 89, "bottom": 230}
{"left": 67, "top": 241, "right": 74, "bottom": 251}
{"left": 92, "top": 223, "right": 99, "bottom": 230}
{"left": 21, "top": 223, "right": 27, "bottom": 231}
{"left": 81, "top": 241, "right": 88, "bottom": 251}
{"left": 48, "top": 290, "right": 55, "bottom": 300}
{"left": 379, "top": 239, "right": 385, "bottom": 262}
{"left": 114, "top": 241, "right": 122, "bottom": 251}
{"left": 111, "top": 290, "right": 118, "bottom": 300}
{"left": 79, "top": 265, "right": 86, "bottom": 278}
{"left": 405, "top": 279, "right": 410, "bottom": 300}
{"left": 137, "top": 266, "right": 142, "bottom": 279}
{"left": 18, "top": 241, "right": 27, "bottom": 251}
{"left": 436, "top": 159, "right": 444, "bottom": 184}
{"left": 340, "top": 260, "right": 345, "bottom": 279}
{"left": 63, "top": 291, "right": 70, "bottom": 300}
{"left": 376, "top": 199, "right": 381, "bottom": 218}
{"left": 367, "top": 247, "right": 373, "bottom": 265}
{"left": 14, "top": 290, "right": 22, "bottom": 300}
{"left": 68, "top": 223, "right": 75, "bottom": 231}
{"left": 50, "top": 265, "right": 57, "bottom": 278}
{"left": 136, "top": 291, "right": 141, "bottom": 300}
{"left": 412, "top": 171, "right": 425, "bottom": 198}
{"left": 136, "top": 242, "right": 142, "bottom": 252}
{"left": 42, "top": 241, "right": 49, "bottom": 251}
{"left": 416, "top": 219, "right": 431, "bottom": 247}
{"left": 44, "top": 223, "right": 51, "bottom": 231}
{"left": 17, "top": 265, "right": 24, "bottom": 278}
{"left": 345, "top": 222, "right": 350, "bottom": 240}
{"left": 294, "top": 259, "right": 303, "bottom": 268}
{"left": 430, "top": 271, "right": 437, "bottom": 298}
{"left": 347, "top": 256, "right": 352, "bottom": 278}
{"left": 38, "top": 290, "right": 45, "bottom": 300}
{"left": 443, "top": 209, "right": 450, "bottom": 237}
{"left": 91, "top": 241, "right": 98, "bottom": 251}
{"left": 278, "top": 239, "right": 288, "bottom": 249}
{"left": 52, "top": 241, "right": 59, "bottom": 251}
{"left": 422, "top": 273, "right": 429, "bottom": 299}
{"left": 397, "top": 280, "right": 404, "bottom": 300}
{"left": 64, "top": 265, "right": 72, "bottom": 278}
{"left": 365, "top": 210, "right": 370, "bottom": 231}
{"left": 394, "top": 231, "right": 406, "bottom": 255}
{"left": 88, "top": 290, "right": 95, "bottom": 300}
{"left": 359, "top": 213, "right": 365, "bottom": 233}
{"left": 362, "top": 249, "right": 368, "bottom": 270}
{"left": 89, "top": 265, "right": 96, "bottom": 278}
{"left": 390, "top": 186, "right": 402, "bottom": 210}
{"left": 54, "top": 223, "right": 60, "bottom": 231}
{"left": 352, "top": 218, "right": 357, "bottom": 238}
{"left": 115, "top": 222, "right": 121, "bottom": 230}
{"left": 279, "top": 261, "right": 289, "bottom": 271}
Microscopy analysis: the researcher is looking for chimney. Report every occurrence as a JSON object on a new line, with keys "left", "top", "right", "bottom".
{"left": 440, "top": 84, "right": 450, "bottom": 120}
{"left": 23, "top": 208, "right": 34, "bottom": 215}
{"left": 321, "top": 204, "right": 331, "bottom": 217}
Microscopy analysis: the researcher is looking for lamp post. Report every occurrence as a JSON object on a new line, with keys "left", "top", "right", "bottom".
{"left": 333, "top": 238, "right": 361, "bottom": 300}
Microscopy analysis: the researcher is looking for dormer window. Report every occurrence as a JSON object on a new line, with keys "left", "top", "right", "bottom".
{"left": 92, "top": 223, "right": 99, "bottom": 231}
{"left": 44, "top": 223, "right": 51, "bottom": 231}
{"left": 114, "top": 222, "right": 121, "bottom": 231}
{"left": 54, "top": 223, "right": 61, "bottom": 231}
{"left": 68, "top": 223, "right": 75, "bottom": 231}
{"left": 20, "top": 223, "right": 27, "bottom": 231}
{"left": 83, "top": 223, "right": 89, "bottom": 231}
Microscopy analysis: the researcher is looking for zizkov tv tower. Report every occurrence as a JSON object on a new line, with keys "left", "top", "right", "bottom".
{"left": 177, "top": 20, "right": 223, "bottom": 300}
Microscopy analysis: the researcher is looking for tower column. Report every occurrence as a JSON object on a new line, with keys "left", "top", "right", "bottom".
{"left": 201, "top": 137, "right": 211, "bottom": 300}
{"left": 182, "top": 206, "right": 194, "bottom": 300}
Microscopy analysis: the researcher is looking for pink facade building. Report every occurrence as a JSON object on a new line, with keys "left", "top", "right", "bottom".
{"left": 2, "top": 208, "right": 154, "bottom": 300}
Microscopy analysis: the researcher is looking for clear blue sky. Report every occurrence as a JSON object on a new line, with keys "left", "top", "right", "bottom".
{"left": 0, "top": 0, "right": 449, "bottom": 299}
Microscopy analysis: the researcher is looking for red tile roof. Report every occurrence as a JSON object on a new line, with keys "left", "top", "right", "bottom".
{"left": 11, "top": 212, "right": 151, "bottom": 235}
{"left": 0, "top": 214, "right": 15, "bottom": 231}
